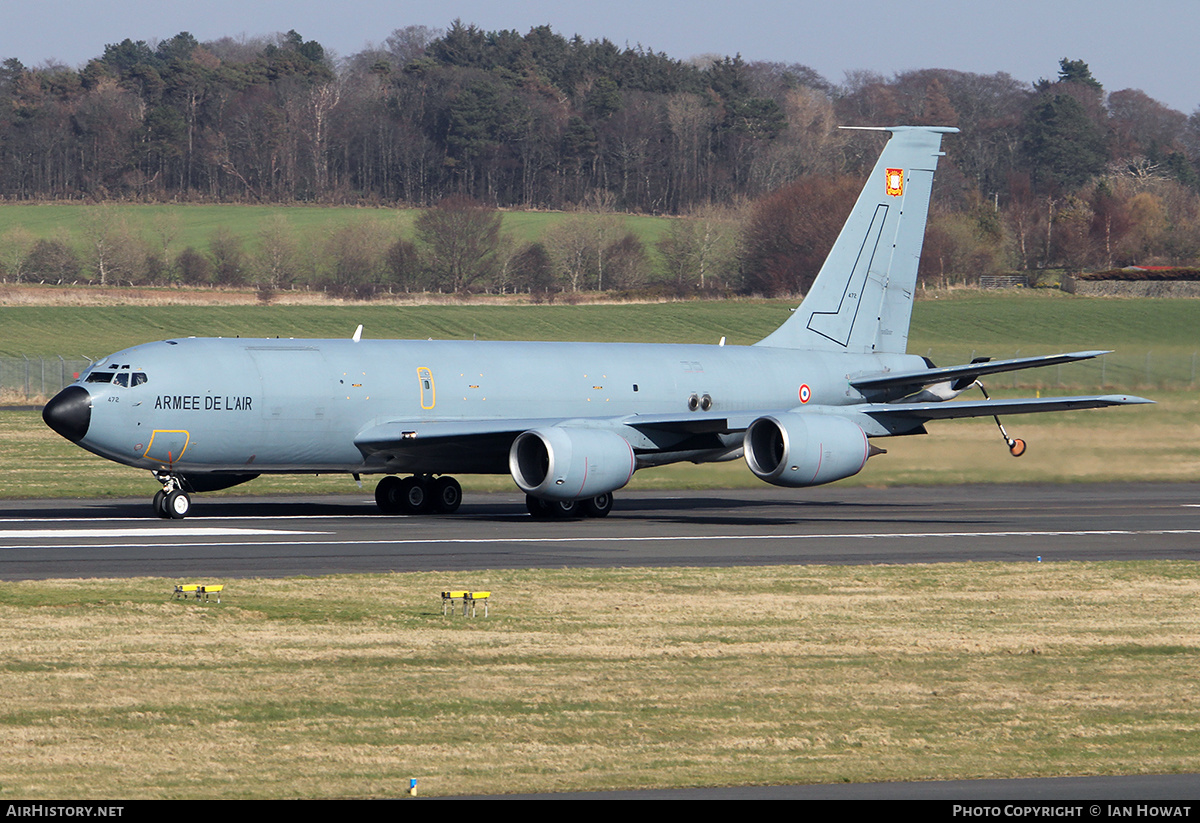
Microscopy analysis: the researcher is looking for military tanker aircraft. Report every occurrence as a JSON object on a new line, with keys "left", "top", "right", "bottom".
{"left": 42, "top": 126, "right": 1151, "bottom": 519}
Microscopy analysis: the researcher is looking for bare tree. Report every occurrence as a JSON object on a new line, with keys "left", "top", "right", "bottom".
{"left": 543, "top": 215, "right": 596, "bottom": 292}
{"left": 251, "top": 214, "right": 301, "bottom": 297}
{"left": 79, "top": 206, "right": 143, "bottom": 285}
{"left": 414, "top": 196, "right": 504, "bottom": 294}
{"left": 0, "top": 227, "right": 35, "bottom": 283}
{"left": 321, "top": 220, "right": 393, "bottom": 298}
{"left": 384, "top": 25, "right": 442, "bottom": 65}
{"left": 740, "top": 175, "right": 860, "bottom": 296}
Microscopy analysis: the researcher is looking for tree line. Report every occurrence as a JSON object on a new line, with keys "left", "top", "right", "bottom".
{"left": 4, "top": 22, "right": 1200, "bottom": 292}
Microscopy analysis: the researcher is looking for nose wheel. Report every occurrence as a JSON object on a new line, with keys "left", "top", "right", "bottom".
{"left": 152, "top": 473, "right": 191, "bottom": 519}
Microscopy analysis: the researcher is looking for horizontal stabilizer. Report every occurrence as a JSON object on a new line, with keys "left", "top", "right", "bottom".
{"left": 852, "top": 351, "right": 1111, "bottom": 395}
{"left": 861, "top": 393, "right": 1153, "bottom": 422}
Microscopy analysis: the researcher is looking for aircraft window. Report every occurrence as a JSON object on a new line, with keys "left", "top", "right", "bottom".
{"left": 114, "top": 373, "right": 130, "bottom": 387}
{"left": 132, "top": 372, "right": 148, "bottom": 386}
{"left": 86, "top": 372, "right": 115, "bottom": 384}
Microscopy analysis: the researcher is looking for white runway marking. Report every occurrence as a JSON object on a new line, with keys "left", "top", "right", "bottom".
{"left": 1, "top": 528, "right": 1197, "bottom": 552}
{"left": 0, "top": 527, "right": 321, "bottom": 540}
{"left": 0, "top": 516, "right": 359, "bottom": 524}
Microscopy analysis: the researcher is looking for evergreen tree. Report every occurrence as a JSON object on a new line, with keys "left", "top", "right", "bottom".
{"left": 1021, "top": 93, "right": 1107, "bottom": 192}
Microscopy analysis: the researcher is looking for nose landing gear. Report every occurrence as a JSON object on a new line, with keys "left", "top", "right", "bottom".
{"left": 152, "top": 472, "right": 190, "bottom": 519}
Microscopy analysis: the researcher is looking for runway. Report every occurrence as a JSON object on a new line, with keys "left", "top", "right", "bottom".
{"left": 2, "top": 482, "right": 1198, "bottom": 580}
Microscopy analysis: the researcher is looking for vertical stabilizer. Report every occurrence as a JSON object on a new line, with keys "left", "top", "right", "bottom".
{"left": 755, "top": 126, "right": 957, "bottom": 353}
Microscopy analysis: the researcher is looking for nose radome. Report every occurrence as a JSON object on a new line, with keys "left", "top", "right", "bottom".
{"left": 43, "top": 385, "right": 92, "bottom": 442}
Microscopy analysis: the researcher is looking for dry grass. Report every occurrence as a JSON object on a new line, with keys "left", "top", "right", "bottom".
{"left": 2, "top": 563, "right": 1200, "bottom": 798}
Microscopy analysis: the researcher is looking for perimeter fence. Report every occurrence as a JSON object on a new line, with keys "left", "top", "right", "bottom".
{"left": 2, "top": 357, "right": 97, "bottom": 403}
{"left": 1, "top": 351, "right": 1196, "bottom": 403}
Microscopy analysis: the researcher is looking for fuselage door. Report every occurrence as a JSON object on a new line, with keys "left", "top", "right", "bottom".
{"left": 417, "top": 367, "right": 435, "bottom": 409}
{"left": 144, "top": 429, "right": 190, "bottom": 467}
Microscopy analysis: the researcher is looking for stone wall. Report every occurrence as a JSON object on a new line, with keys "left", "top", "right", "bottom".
{"left": 1062, "top": 275, "right": 1200, "bottom": 297}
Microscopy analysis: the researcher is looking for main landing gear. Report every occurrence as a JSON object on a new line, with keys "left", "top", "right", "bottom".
{"left": 152, "top": 472, "right": 190, "bottom": 519}
{"left": 375, "top": 475, "right": 462, "bottom": 515}
{"left": 372, "top": 475, "right": 616, "bottom": 518}
{"left": 526, "top": 491, "right": 614, "bottom": 519}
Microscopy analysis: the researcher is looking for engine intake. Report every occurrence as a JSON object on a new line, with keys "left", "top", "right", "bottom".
{"left": 510, "top": 427, "right": 636, "bottom": 501}
{"left": 744, "top": 414, "right": 871, "bottom": 488}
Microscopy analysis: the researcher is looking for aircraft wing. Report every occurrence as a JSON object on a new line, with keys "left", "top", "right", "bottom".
{"left": 355, "top": 391, "right": 1152, "bottom": 455}
{"left": 858, "top": 393, "right": 1153, "bottom": 423}
{"left": 354, "top": 418, "right": 555, "bottom": 474}
{"left": 851, "top": 350, "right": 1110, "bottom": 394}
{"left": 351, "top": 391, "right": 1151, "bottom": 475}
{"left": 354, "top": 411, "right": 765, "bottom": 474}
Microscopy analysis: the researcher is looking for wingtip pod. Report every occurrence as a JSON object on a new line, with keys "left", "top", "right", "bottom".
{"left": 839, "top": 124, "right": 961, "bottom": 136}
{"left": 1109, "top": 394, "right": 1156, "bottom": 405}
{"left": 757, "top": 126, "right": 957, "bottom": 354}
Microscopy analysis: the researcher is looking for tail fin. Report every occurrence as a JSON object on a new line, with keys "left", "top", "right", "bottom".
{"left": 755, "top": 126, "right": 957, "bottom": 354}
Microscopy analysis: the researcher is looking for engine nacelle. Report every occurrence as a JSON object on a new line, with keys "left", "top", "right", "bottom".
{"left": 509, "top": 427, "right": 636, "bottom": 501}
{"left": 743, "top": 414, "right": 871, "bottom": 488}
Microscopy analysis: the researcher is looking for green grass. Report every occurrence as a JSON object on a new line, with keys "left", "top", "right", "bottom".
{"left": 910, "top": 290, "right": 1200, "bottom": 351}
{"left": 0, "top": 203, "right": 415, "bottom": 253}
{"left": 0, "top": 203, "right": 672, "bottom": 266}
{"left": 0, "top": 292, "right": 1196, "bottom": 362}
{"left": 0, "top": 300, "right": 793, "bottom": 357}
{"left": 2, "top": 563, "right": 1200, "bottom": 798}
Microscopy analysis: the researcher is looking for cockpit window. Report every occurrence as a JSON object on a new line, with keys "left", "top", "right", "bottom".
{"left": 114, "top": 373, "right": 129, "bottom": 387}
{"left": 86, "top": 372, "right": 115, "bottom": 384}
{"left": 132, "top": 372, "right": 148, "bottom": 386}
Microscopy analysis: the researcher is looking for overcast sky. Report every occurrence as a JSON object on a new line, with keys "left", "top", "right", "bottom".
{"left": 6, "top": 0, "right": 1199, "bottom": 114}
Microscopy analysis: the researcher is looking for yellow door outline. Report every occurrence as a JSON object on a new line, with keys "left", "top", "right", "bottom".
{"left": 144, "top": 429, "right": 191, "bottom": 466}
{"left": 417, "top": 367, "right": 435, "bottom": 409}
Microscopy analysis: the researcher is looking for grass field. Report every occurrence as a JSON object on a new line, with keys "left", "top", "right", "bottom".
{"left": 3, "top": 562, "right": 1200, "bottom": 798}
{"left": 0, "top": 203, "right": 420, "bottom": 252}
{"left": 1, "top": 290, "right": 1197, "bottom": 370}
{"left": 0, "top": 203, "right": 673, "bottom": 274}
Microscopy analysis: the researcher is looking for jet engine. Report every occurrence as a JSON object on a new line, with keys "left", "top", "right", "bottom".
{"left": 509, "top": 427, "right": 636, "bottom": 501}
{"left": 743, "top": 414, "right": 872, "bottom": 488}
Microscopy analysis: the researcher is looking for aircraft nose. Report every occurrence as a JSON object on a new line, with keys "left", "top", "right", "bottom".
{"left": 43, "top": 385, "right": 92, "bottom": 442}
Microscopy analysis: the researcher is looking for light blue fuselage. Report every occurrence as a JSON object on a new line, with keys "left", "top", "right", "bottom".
{"left": 77, "top": 337, "right": 922, "bottom": 476}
